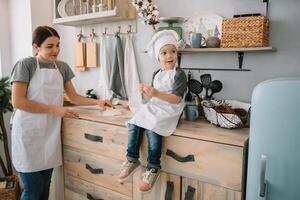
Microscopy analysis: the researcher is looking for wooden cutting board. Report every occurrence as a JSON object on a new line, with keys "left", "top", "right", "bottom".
{"left": 86, "top": 41, "right": 97, "bottom": 67}
{"left": 75, "top": 41, "right": 86, "bottom": 69}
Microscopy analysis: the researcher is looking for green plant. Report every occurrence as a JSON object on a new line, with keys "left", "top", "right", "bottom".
{"left": 0, "top": 76, "right": 13, "bottom": 176}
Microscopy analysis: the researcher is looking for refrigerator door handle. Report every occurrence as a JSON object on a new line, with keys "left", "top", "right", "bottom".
{"left": 260, "top": 154, "right": 267, "bottom": 197}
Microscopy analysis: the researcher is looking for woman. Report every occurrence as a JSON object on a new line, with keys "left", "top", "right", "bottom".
{"left": 10, "top": 26, "right": 111, "bottom": 200}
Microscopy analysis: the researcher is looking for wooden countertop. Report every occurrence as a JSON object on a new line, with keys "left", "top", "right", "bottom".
{"left": 66, "top": 105, "right": 249, "bottom": 147}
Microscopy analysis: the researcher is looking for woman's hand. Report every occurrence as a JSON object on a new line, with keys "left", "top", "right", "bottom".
{"left": 52, "top": 106, "right": 79, "bottom": 118}
{"left": 97, "top": 99, "right": 113, "bottom": 107}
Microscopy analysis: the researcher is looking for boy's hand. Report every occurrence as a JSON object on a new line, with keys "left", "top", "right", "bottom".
{"left": 139, "top": 84, "right": 146, "bottom": 92}
{"left": 141, "top": 85, "right": 158, "bottom": 97}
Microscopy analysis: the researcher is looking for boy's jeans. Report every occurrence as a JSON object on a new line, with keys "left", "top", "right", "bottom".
{"left": 127, "top": 123, "right": 162, "bottom": 169}
{"left": 19, "top": 168, "right": 53, "bottom": 200}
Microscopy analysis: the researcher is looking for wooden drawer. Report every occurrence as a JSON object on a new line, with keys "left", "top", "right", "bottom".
{"left": 181, "top": 177, "right": 241, "bottom": 200}
{"left": 64, "top": 173, "right": 131, "bottom": 200}
{"left": 62, "top": 118, "right": 128, "bottom": 161}
{"left": 63, "top": 147, "right": 132, "bottom": 197}
{"left": 133, "top": 167, "right": 181, "bottom": 200}
{"left": 141, "top": 135, "right": 244, "bottom": 191}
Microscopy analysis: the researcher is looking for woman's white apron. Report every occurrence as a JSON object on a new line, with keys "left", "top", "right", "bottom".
{"left": 11, "top": 58, "right": 64, "bottom": 172}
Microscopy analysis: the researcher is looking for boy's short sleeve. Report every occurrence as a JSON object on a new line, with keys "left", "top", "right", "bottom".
{"left": 171, "top": 69, "right": 187, "bottom": 98}
{"left": 151, "top": 69, "right": 160, "bottom": 86}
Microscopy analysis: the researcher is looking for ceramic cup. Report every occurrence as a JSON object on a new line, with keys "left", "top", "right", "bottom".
{"left": 189, "top": 32, "right": 206, "bottom": 48}
{"left": 185, "top": 104, "right": 200, "bottom": 121}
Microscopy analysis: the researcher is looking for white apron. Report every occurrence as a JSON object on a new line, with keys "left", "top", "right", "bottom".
{"left": 11, "top": 58, "right": 64, "bottom": 172}
{"left": 128, "top": 68, "right": 185, "bottom": 136}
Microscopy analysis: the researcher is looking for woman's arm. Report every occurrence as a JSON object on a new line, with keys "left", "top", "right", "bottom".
{"left": 64, "top": 81, "right": 112, "bottom": 107}
{"left": 140, "top": 84, "right": 182, "bottom": 104}
{"left": 12, "top": 81, "right": 79, "bottom": 118}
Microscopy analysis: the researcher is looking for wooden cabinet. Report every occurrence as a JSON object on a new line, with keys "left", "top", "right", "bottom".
{"left": 61, "top": 106, "right": 248, "bottom": 200}
{"left": 62, "top": 117, "right": 132, "bottom": 199}
{"left": 133, "top": 167, "right": 181, "bottom": 200}
{"left": 53, "top": 0, "right": 136, "bottom": 26}
{"left": 181, "top": 178, "right": 241, "bottom": 200}
{"left": 159, "top": 135, "right": 244, "bottom": 190}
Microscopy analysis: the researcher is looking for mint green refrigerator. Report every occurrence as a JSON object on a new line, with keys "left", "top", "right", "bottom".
{"left": 246, "top": 78, "right": 300, "bottom": 200}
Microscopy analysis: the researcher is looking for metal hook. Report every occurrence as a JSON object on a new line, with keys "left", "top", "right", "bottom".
{"left": 89, "top": 28, "right": 96, "bottom": 42}
{"left": 127, "top": 25, "right": 132, "bottom": 33}
{"left": 77, "top": 29, "right": 84, "bottom": 42}
{"left": 103, "top": 27, "right": 107, "bottom": 35}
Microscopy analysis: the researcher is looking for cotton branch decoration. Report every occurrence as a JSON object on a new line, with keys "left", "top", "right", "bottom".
{"left": 132, "top": 0, "right": 159, "bottom": 31}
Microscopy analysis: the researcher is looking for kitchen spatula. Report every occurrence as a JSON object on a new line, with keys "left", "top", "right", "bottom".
{"left": 208, "top": 80, "right": 223, "bottom": 98}
{"left": 185, "top": 71, "right": 193, "bottom": 102}
{"left": 200, "top": 73, "right": 212, "bottom": 99}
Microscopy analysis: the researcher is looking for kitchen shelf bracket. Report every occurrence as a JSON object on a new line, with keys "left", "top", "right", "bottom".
{"left": 237, "top": 51, "right": 245, "bottom": 70}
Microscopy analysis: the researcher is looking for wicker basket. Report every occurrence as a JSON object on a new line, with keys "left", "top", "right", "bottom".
{"left": 221, "top": 16, "right": 269, "bottom": 48}
{"left": 0, "top": 175, "right": 21, "bottom": 200}
{"left": 201, "top": 100, "right": 251, "bottom": 129}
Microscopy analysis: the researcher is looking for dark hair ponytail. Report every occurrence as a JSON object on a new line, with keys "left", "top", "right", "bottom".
{"left": 32, "top": 26, "right": 60, "bottom": 47}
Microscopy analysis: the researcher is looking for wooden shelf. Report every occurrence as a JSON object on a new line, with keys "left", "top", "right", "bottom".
{"left": 177, "top": 47, "right": 277, "bottom": 71}
{"left": 178, "top": 47, "right": 276, "bottom": 53}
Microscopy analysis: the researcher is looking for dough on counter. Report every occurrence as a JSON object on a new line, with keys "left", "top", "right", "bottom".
{"left": 102, "top": 108, "right": 123, "bottom": 116}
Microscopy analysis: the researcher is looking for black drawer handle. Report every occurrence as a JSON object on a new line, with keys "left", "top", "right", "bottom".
{"left": 165, "top": 181, "right": 174, "bottom": 200}
{"left": 166, "top": 149, "right": 195, "bottom": 163}
{"left": 87, "top": 193, "right": 103, "bottom": 200}
{"left": 184, "top": 186, "right": 196, "bottom": 200}
{"left": 86, "top": 164, "right": 103, "bottom": 174}
{"left": 84, "top": 133, "right": 103, "bottom": 142}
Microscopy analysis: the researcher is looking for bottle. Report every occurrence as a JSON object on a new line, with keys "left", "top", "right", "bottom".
{"left": 197, "top": 18, "right": 207, "bottom": 36}
{"left": 107, "top": 0, "right": 114, "bottom": 10}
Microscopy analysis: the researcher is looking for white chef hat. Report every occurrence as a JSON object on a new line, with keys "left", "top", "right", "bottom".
{"left": 147, "top": 30, "right": 180, "bottom": 61}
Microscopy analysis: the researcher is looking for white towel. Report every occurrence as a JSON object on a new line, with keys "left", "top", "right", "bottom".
{"left": 98, "top": 35, "right": 113, "bottom": 99}
{"left": 124, "top": 34, "right": 143, "bottom": 113}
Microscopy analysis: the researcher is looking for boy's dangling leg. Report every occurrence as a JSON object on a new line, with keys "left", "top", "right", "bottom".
{"left": 139, "top": 129, "right": 162, "bottom": 192}
{"left": 118, "top": 123, "right": 144, "bottom": 183}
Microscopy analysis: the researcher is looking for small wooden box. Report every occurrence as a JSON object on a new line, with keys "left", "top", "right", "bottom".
{"left": 221, "top": 16, "right": 269, "bottom": 48}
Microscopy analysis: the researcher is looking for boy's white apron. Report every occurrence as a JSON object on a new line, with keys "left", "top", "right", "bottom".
{"left": 128, "top": 68, "right": 185, "bottom": 136}
{"left": 11, "top": 58, "right": 64, "bottom": 172}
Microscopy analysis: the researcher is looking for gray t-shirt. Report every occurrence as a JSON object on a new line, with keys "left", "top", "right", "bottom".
{"left": 10, "top": 57, "right": 75, "bottom": 85}
{"left": 152, "top": 68, "right": 187, "bottom": 98}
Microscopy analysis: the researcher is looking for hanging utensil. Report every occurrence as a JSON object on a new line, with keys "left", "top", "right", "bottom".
{"left": 185, "top": 71, "right": 193, "bottom": 102}
{"left": 208, "top": 80, "right": 223, "bottom": 99}
{"left": 200, "top": 73, "right": 212, "bottom": 99}
{"left": 86, "top": 29, "right": 97, "bottom": 68}
{"left": 189, "top": 79, "right": 203, "bottom": 98}
{"left": 189, "top": 79, "right": 203, "bottom": 106}
{"left": 75, "top": 30, "right": 86, "bottom": 71}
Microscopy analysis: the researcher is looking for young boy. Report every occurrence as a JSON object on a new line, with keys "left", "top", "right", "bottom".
{"left": 118, "top": 30, "right": 187, "bottom": 192}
